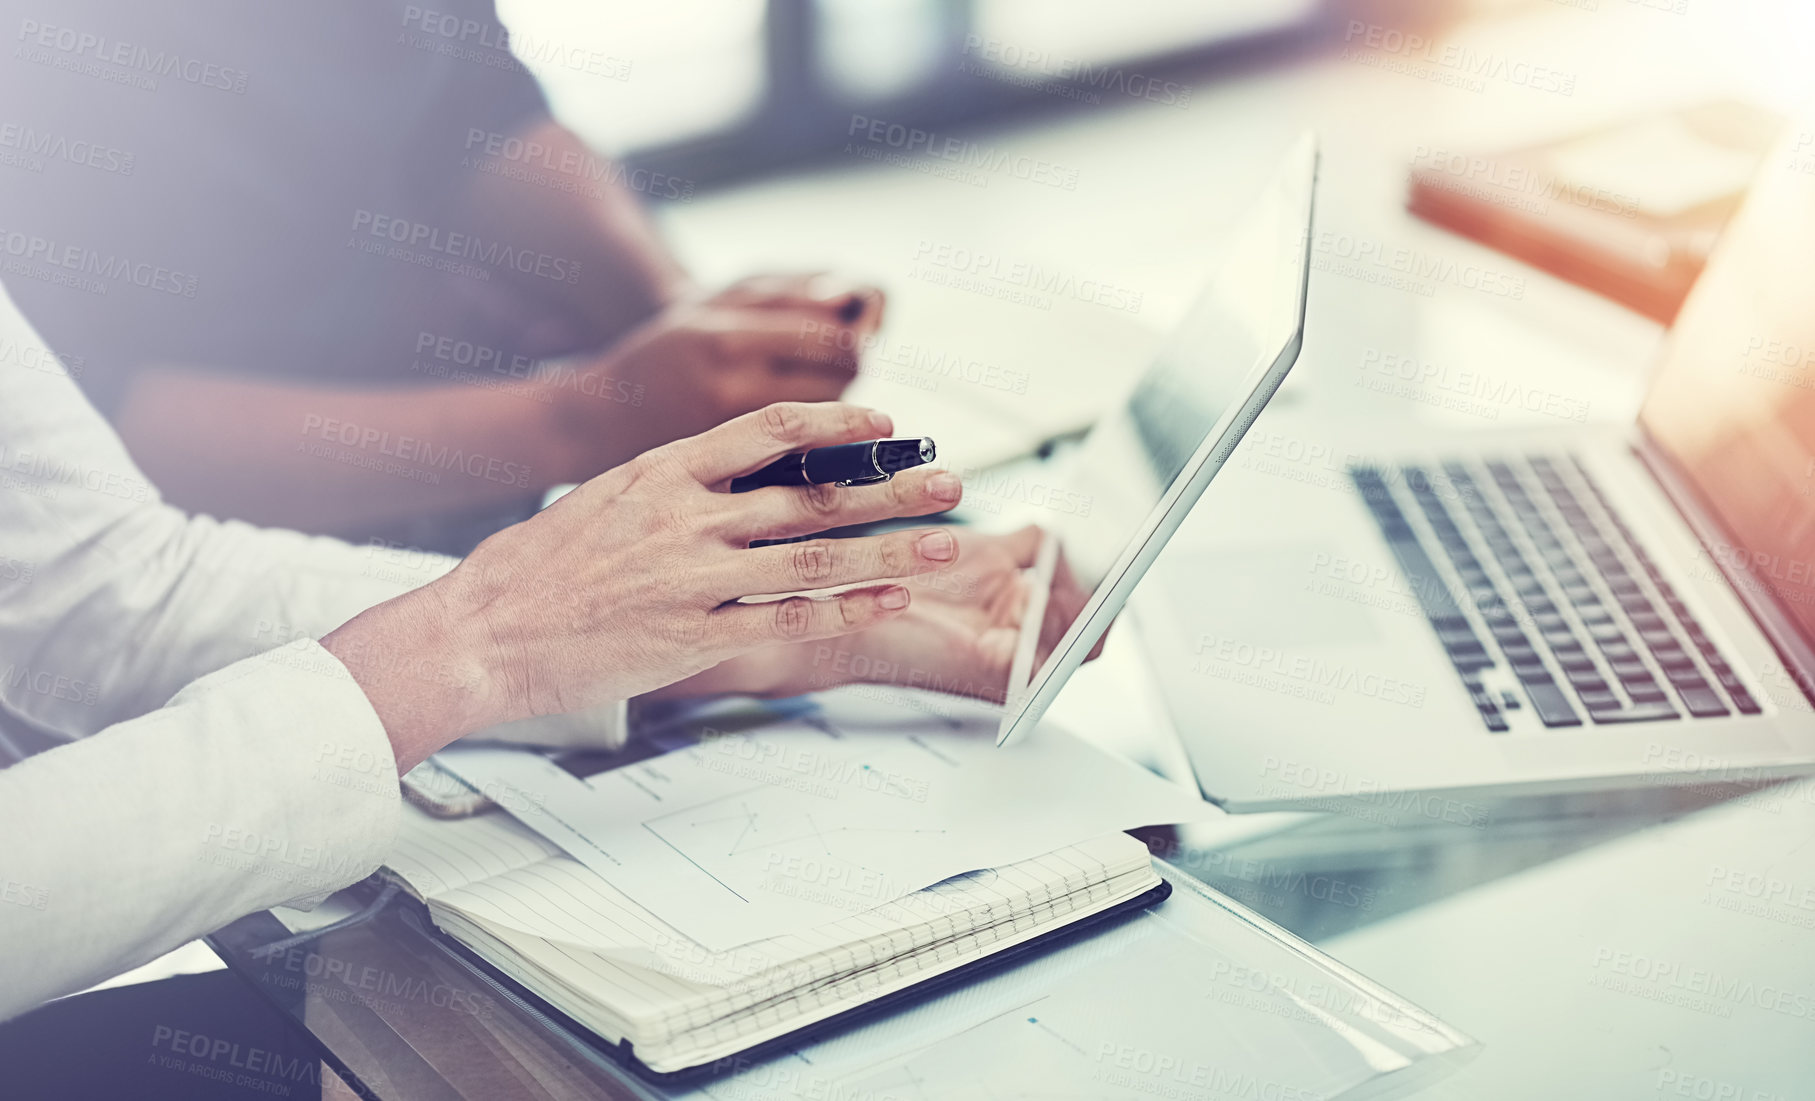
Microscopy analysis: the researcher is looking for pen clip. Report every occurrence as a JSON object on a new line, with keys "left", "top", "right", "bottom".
{"left": 835, "top": 473, "right": 893, "bottom": 488}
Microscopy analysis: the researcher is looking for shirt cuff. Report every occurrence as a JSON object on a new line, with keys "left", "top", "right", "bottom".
{"left": 177, "top": 639, "right": 405, "bottom": 910}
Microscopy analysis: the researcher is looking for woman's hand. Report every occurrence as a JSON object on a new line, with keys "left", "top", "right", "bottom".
{"left": 323, "top": 402, "right": 958, "bottom": 770}
{"left": 659, "top": 526, "right": 1102, "bottom": 706}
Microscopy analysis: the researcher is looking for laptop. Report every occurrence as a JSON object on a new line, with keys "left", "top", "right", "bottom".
{"left": 1135, "top": 126, "right": 1815, "bottom": 811}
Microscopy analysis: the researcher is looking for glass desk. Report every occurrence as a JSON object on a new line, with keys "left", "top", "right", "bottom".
{"left": 206, "top": 710, "right": 1765, "bottom": 1101}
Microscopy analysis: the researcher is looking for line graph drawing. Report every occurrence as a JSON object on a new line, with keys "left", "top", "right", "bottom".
{"left": 648, "top": 795, "right": 947, "bottom": 862}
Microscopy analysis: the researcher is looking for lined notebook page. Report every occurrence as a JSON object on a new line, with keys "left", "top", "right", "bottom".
{"left": 671, "top": 865, "right": 1156, "bottom": 1069}
{"left": 425, "top": 833, "right": 1152, "bottom": 1044}
{"left": 385, "top": 804, "right": 560, "bottom": 899}
{"left": 385, "top": 800, "right": 1158, "bottom": 1066}
{"left": 444, "top": 858, "right": 1157, "bottom": 1071}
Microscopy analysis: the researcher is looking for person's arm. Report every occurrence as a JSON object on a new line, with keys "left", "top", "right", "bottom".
{"left": 106, "top": 273, "right": 887, "bottom": 535}
{"left": 0, "top": 285, "right": 622, "bottom": 753}
{"left": 454, "top": 117, "right": 694, "bottom": 349}
{"left": 0, "top": 642, "right": 403, "bottom": 1018}
{"left": 108, "top": 368, "right": 595, "bottom": 539}
{"left": 107, "top": 123, "right": 705, "bottom": 536}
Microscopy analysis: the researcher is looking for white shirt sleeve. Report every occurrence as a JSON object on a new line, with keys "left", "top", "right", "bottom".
{"left": 0, "top": 283, "right": 624, "bottom": 754}
{"left": 0, "top": 641, "right": 400, "bottom": 1020}
{"left": 0, "top": 280, "right": 620, "bottom": 1014}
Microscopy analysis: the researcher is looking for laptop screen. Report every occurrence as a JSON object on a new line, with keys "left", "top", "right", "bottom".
{"left": 1638, "top": 127, "right": 1815, "bottom": 654}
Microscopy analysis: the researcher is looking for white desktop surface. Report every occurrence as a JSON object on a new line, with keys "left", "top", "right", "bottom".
{"left": 1326, "top": 780, "right": 1815, "bottom": 1100}
{"left": 638, "top": 1, "right": 1815, "bottom": 1095}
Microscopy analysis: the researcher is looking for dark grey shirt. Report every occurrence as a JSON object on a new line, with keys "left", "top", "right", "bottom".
{"left": 0, "top": 0, "right": 560, "bottom": 414}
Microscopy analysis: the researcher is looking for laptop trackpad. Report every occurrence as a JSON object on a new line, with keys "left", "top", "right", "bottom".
{"left": 1156, "top": 543, "right": 1381, "bottom": 648}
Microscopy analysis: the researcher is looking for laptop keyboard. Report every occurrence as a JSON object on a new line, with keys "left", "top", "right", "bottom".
{"left": 1349, "top": 455, "right": 1762, "bottom": 732}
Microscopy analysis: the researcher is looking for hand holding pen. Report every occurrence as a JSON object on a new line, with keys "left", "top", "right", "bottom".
{"left": 731, "top": 436, "right": 940, "bottom": 548}
{"left": 730, "top": 437, "right": 937, "bottom": 492}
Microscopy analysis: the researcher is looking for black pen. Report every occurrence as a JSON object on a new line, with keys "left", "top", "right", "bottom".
{"left": 730, "top": 437, "right": 936, "bottom": 492}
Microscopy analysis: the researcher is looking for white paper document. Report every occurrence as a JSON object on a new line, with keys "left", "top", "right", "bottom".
{"left": 434, "top": 702, "right": 1217, "bottom": 950}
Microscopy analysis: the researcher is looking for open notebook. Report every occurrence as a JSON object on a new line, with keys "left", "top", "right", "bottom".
{"left": 382, "top": 804, "right": 1165, "bottom": 1076}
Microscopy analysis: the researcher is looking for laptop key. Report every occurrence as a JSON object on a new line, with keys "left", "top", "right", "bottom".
{"left": 1568, "top": 672, "right": 1611, "bottom": 694}
{"left": 1677, "top": 685, "right": 1731, "bottom": 718}
{"left": 1578, "top": 689, "right": 1621, "bottom": 712}
{"left": 1438, "top": 622, "right": 1483, "bottom": 644}
{"left": 1587, "top": 701, "right": 1681, "bottom": 724}
{"left": 1448, "top": 645, "right": 1493, "bottom": 671}
{"left": 1463, "top": 679, "right": 1510, "bottom": 732}
{"left": 1523, "top": 680, "right": 1583, "bottom": 727}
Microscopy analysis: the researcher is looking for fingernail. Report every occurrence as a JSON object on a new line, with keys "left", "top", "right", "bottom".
{"left": 918, "top": 530, "right": 956, "bottom": 561}
{"left": 878, "top": 586, "right": 911, "bottom": 610}
{"left": 808, "top": 273, "right": 861, "bottom": 302}
{"left": 867, "top": 410, "right": 893, "bottom": 436}
{"left": 927, "top": 472, "right": 961, "bottom": 502}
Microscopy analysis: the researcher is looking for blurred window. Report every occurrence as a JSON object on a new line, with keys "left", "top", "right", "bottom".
{"left": 973, "top": 0, "right": 1321, "bottom": 69}
{"left": 499, "top": 0, "right": 767, "bottom": 153}
{"left": 816, "top": 0, "right": 946, "bottom": 102}
{"left": 502, "top": 0, "right": 1323, "bottom": 180}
